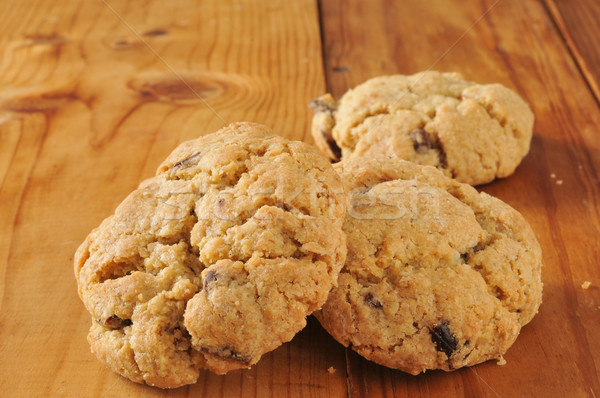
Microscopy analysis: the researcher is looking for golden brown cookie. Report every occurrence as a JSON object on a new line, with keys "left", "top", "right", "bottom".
{"left": 74, "top": 122, "right": 347, "bottom": 387}
{"left": 310, "top": 71, "right": 534, "bottom": 185}
{"left": 315, "top": 157, "right": 543, "bottom": 374}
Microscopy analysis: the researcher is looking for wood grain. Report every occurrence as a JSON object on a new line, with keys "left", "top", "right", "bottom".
{"left": 544, "top": 0, "right": 600, "bottom": 104}
{"left": 0, "top": 0, "right": 345, "bottom": 397}
{"left": 1, "top": 0, "right": 599, "bottom": 396}
{"left": 318, "top": 0, "right": 600, "bottom": 397}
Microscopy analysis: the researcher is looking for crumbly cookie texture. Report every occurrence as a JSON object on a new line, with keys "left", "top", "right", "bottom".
{"left": 74, "top": 122, "right": 347, "bottom": 388}
{"left": 310, "top": 71, "right": 535, "bottom": 185}
{"left": 315, "top": 157, "right": 543, "bottom": 374}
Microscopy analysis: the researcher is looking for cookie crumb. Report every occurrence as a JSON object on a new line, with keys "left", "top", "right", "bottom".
{"left": 556, "top": 180, "right": 563, "bottom": 185}
{"left": 496, "top": 356, "right": 507, "bottom": 366}
{"left": 327, "top": 366, "right": 336, "bottom": 374}
{"left": 550, "top": 173, "right": 556, "bottom": 179}
{"left": 581, "top": 281, "right": 591, "bottom": 290}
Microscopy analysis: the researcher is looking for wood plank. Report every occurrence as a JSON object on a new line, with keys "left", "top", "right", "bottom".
{"left": 0, "top": 0, "right": 347, "bottom": 396}
{"left": 543, "top": 0, "right": 600, "bottom": 104}
{"left": 318, "top": 0, "right": 600, "bottom": 397}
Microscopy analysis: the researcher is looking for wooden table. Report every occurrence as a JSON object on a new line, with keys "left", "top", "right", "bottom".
{"left": 1, "top": 0, "right": 598, "bottom": 396}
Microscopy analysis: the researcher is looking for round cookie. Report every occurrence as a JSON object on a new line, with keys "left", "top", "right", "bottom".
{"left": 74, "top": 122, "right": 347, "bottom": 388}
{"left": 315, "top": 157, "right": 543, "bottom": 374}
{"left": 310, "top": 71, "right": 535, "bottom": 185}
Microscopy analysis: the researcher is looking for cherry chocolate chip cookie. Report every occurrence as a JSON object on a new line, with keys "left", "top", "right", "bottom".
{"left": 315, "top": 157, "right": 543, "bottom": 374}
{"left": 310, "top": 71, "right": 535, "bottom": 185}
{"left": 74, "top": 122, "right": 347, "bottom": 388}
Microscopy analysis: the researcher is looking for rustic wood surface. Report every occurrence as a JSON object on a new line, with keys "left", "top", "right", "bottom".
{"left": 0, "top": 0, "right": 598, "bottom": 397}
{"left": 544, "top": 0, "right": 600, "bottom": 103}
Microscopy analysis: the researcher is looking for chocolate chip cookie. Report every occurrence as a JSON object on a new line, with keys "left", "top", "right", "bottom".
{"left": 74, "top": 122, "right": 347, "bottom": 387}
{"left": 310, "top": 71, "right": 534, "bottom": 185}
{"left": 315, "top": 157, "right": 543, "bottom": 374}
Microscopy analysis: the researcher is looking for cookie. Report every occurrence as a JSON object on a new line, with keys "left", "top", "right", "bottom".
{"left": 310, "top": 71, "right": 535, "bottom": 185}
{"left": 74, "top": 122, "right": 347, "bottom": 388}
{"left": 315, "top": 157, "right": 543, "bottom": 374}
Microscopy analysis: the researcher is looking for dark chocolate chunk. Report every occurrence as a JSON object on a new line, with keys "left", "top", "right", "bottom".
{"left": 461, "top": 243, "right": 485, "bottom": 263}
{"left": 308, "top": 96, "right": 341, "bottom": 161}
{"left": 430, "top": 321, "right": 458, "bottom": 358}
{"left": 276, "top": 200, "right": 293, "bottom": 211}
{"left": 309, "top": 98, "right": 335, "bottom": 115}
{"left": 173, "top": 151, "right": 202, "bottom": 169}
{"left": 325, "top": 135, "right": 342, "bottom": 160}
{"left": 100, "top": 315, "right": 132, "bottom": 330}
{"left": 225, "top": 350, "right": 251, "bottom": 364}
{"left": 203, "top": 270, "right": 218, "bottom": 293}
{"left": 171, "top": 326, "right": 193, "bottom": 352}
{"left": 409, "top": 129, "right": 433, "bottom": 153}
{"left": 364, "top": 293, "right": 383, "bottom": 309}
{"left": 201, "top": 347, "right": 252, "bottom": 365}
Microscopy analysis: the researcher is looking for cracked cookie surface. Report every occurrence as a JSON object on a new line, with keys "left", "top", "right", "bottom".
{"left": 310, "top": 71, "right": 534, "bottom": 185}
{"left": 74, "top": 122, "right": 347, "bottom": 388}
{"left": 314, "top": 157, "right": 543, "bottom": 374}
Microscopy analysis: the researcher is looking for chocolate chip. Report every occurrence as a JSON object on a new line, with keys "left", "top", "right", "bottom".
{"left": 325, "top": 135, "right": 342, "bottom": 160}
{"left": 100, "top": 315, "right": 132, "bottom": 330}
{"left": 309, "top": 98, "right": 335, "bottom": 115}
{"left": 202, "top": 347, "right": 252, "bottom": 365}
{"left": 172, "top": 326, "right": 192, "bottom": 352}
{"left": 409, "top": 128, "right": 446, "bottom": 166}
{"left": 461, "top": 244, "right": 484, "bottom": 263}
{"left": 203, "top": 270, "right": 218, "bottom": 292}
{"left": 364, "top": 293, "right": 383, "bottom": 309}
{"left": 431, "top": 321, "right": 458, "bottom": 358}
{"left": 438, "top": 146, "right": 448, "bottom": 169}
{"left": 225, "top": 350, "right": 251, "bottom": 364}
{"left": 173, "top": 151, "right": 202, "bottom": 169}
{"left": 276, "top": 200, "right": 293, "bottom": 211}
{"left": 409, "top": 129, "right": 433, "bottom": 153}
